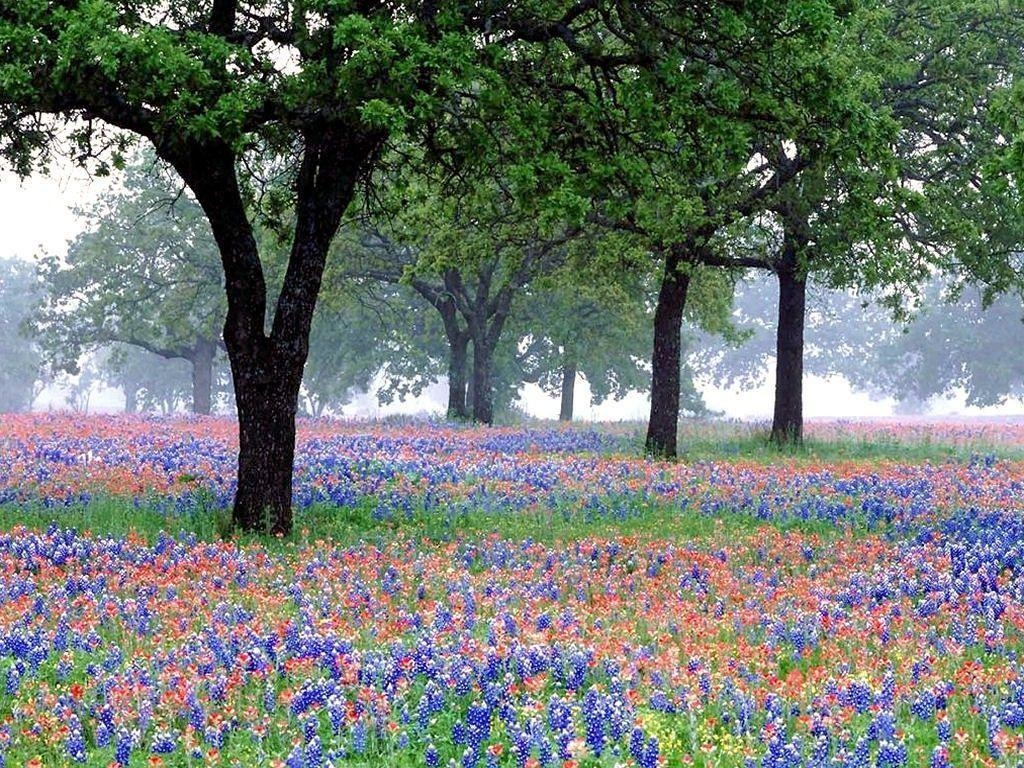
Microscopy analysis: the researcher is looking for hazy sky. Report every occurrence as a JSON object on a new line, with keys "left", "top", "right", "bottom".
{"left": 3, "top": 169, "right": 1020, "bottom": 420}
{"left": 2, "top": 167, "right": 114, "bottom": 261}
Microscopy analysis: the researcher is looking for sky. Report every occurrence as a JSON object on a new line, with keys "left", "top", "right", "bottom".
{"left": 3, "top": 167, "right": 1022, "bottom": 421}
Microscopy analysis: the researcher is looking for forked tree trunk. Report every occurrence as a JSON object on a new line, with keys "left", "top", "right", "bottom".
{"left": 422, "top": 286, "right": 471, "bottom": 421}
{"left": 645, "top": 247, "right": 691, "bottom": 458}
{"left": 770, "top": 246, "right": 807, "bottom": 446}
{"left": 559, "top": 361, "right": 577, "bottom": 422}
{"left": 190, "top": 337, "right": 216, "bottom": 415}
{"left": 164, "top": 129, "right": 382, "bottom": 535}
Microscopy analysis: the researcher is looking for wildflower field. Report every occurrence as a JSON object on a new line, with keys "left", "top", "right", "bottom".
{"left": 2, "top": 415, "right": 1024, "bottom": 768}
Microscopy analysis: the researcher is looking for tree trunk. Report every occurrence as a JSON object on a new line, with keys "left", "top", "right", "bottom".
{"left": 645, "top": 247, "right": 691, "bottom": 458}
{"left": 423, "top": 283, "right": 472, "bottom": 421}
{"left": 232, "top": 350, "right": 303, "bottom": 535}
{"left": 559, "top": 360, "right": 577, "bottom": 422}
{"left": 770, "top": 255, "right": 806, "bottom": 446}
{"left": 466, "top": 352, "right": 475, "bottom": 418}
{"left": 190, "top": 337, "right": 216, "bottom": 415}
{"left": 447, "top": 330, "right": 470, "bottom": 420}
{"left": 124, "top": 382, "right": 139, "bottom": 414}
{"left": 470, "top": 336, "right": 494, "bottom": 424}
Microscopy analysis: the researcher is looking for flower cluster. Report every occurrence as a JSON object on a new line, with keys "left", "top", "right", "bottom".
{"left": 0, "top": 416, "right": 1022, "bottom": 766}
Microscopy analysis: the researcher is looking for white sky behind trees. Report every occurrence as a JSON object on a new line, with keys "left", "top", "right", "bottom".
{"left": 1, "top": 168, "right": 1019, "bottom": 420}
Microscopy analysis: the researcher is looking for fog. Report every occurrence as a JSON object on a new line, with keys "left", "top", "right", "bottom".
{"left": 3, "top": 170, "right": 1023, "bottom": 423}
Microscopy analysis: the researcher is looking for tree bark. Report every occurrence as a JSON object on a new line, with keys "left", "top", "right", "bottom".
{"left": 124, "top": 382, "right": 139, "bottom": 414}
{"left": 190, "top": 337, "right": 216, "bottom": 415}
{"left": 466, "top": 352, "right": 476, "bottom": 419}
{"left": 470, "top": 335, "right": 494, "bottom": 424}
{"left": 770, "top": 241, "right": 806, "bottom": 446}
{"left": 436, "top": 292, "right": 471, "bottom": 420}
{"left": 447, "top": 331, "right": 470, "bottom": 420}
{"left": 469, "top": 298, "right": 514, "bottom": 424}
{"left": 232, "top": 351, "right": 303, "bottom": 534}
{"left": 559, "top": 360, "right": 577, "bottom": 422}
{"left": 645, "top": 247, "right": 691, "bottom": 458}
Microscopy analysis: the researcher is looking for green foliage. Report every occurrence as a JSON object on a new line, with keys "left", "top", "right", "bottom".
{"left": 30, "top": 153, "right": 225, "bottom": 375}
{"left": 303, "top": 281, "right": 442, "bottom": 415}
{"left": 857, "top": 0, "right": 1024, "bottom": 302}
{"left": 514, "top": 266, "right": 653, "bottom": 407}
{"left": 859, "top": 280, "right": 1024, "bottom": 409}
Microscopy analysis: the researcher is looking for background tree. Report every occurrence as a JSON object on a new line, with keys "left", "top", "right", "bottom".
{"left": 0, "top": 258, "right": 44, "bottom": 412}
{"left": 512, "top": 263, "right": 653, "bottom": 422}
{"left": 857, "top": 281, "right": 1024, "bottom": 410}
{"left": 698, "top": 273, "right": 1024, "bottom": 416}
{"left": 32, "top": 157, "right": 225, "bottom": 415}
{"left": 301, "top": 280, "right": 440, "bottom": 416}
{"left": 348, "top": 174, "right": 579, "bottom": 424}
{"left": 694, "top": 273, "right": 895, "bottom": 400}
{"left": 98, "top": 345, "right": 198, "bottom": 414}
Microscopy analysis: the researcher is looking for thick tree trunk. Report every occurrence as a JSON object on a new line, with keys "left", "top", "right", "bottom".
{"left": 645, "top": 248, "right": 691, "bottom": 458}
{"left": 232, "top": 351, "right": 303, "bottom": 534}
{"left": 470, "top": 338, "right": 494, "bottom": 424}
{"left": 423, "top": 283, "right": 472, "bottom": 421}
{"left": 190, "top": 338, "right": 216, "bottom": 415}
{"left": 559, "top": 361, "right": 577, "bottom": 422}
{"left": 770, "top": 258, "right": 806, "bottom": 446}
{"left": 447, "top": 331, "right": 470, "bottom": 420}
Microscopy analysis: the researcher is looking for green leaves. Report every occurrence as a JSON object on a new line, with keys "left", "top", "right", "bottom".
{"left": 31, "top": 152, "right": 226, "bottom": 372}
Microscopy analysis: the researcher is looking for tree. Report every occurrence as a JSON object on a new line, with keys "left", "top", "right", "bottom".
{"left": 855, "top": 281, "right": 1024, "bottom": 410}
{"left": 347, "top": 175, "right": 577, "bottom": 424}
{"left": 32, "top": 157, "right": 226, "bottom": 414}
{"left": 768, "top": 0, "right": 1024, "bottom": 443}
{"left": 0, "top": 258, "right": 43, "bottom": 412}
{"left": 513, "top": 265, "right": 653, "bottom": 422}
{"left": 301, "top": 281, "right": 438, "bottom": 416}
{"left": 0, "top": 0, "right": 621, "bottom": 534}
{"left": 526, "top": 0, "right": 880, "bottom": 456}
{"left": 99, "top": 344, "right": 198, "bottom": 414}
{"left": 754, "top": 0, "right": 1024, "bottom": 444}
{"left": 647, "top": 0, "right": 1024, "bottom": 450}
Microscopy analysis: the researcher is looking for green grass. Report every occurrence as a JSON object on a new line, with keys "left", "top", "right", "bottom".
{"left": 670, "top": 423, "right": 1024, "bottom": 463}
{"left": 0, "top": 490, "right": 870, "bottom": 554}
